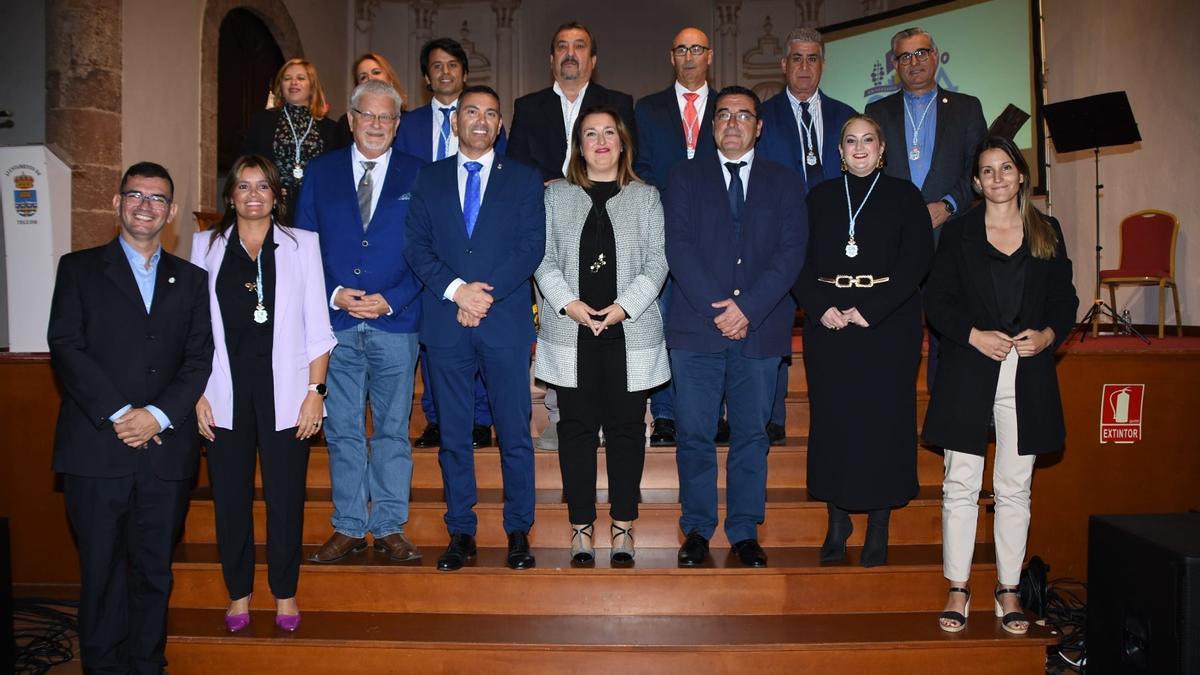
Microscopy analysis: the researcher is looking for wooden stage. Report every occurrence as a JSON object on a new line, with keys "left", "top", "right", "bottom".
{"left": 2, "top": 332, "right": 1196, "bottom": 672}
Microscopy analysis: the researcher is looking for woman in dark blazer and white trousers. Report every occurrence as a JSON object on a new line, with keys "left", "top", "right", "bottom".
{"left": 534, "top": 105, "right": 669, "bottom": 566}
{"left": 922, "top": 135, "right": 1078, "bottom": 635}
{"left": 192, "top": 154, "right": 337, "bottom": 633}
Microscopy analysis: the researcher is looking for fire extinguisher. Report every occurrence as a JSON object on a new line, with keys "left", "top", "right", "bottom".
{"left": 1109, "top": 387, "right": 1132, "bottom": 424}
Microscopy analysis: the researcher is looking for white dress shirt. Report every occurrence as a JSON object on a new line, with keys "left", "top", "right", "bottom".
{"left": 553, "top": 80, "right": 589, "bottom": 176}
{"left": 674, "top": 81, "right": 709, "bottom": 159}
{"left": 430, "top": 98, "right": 460, "bottom": 160}
{"left": 785, "top": 88, "right": 824, "bottom": 159}
{"left": 717, "top": 148, "right": 755, "bottom": 194}
{"left": 443, "top": 148, "right": 497, "bottom": 301}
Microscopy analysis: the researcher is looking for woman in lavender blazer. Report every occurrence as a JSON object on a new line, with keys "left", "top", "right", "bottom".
{"left": 191, "top": 155, "right": 336, "bottom": 633}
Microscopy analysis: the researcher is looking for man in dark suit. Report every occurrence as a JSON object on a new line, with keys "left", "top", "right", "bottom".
{"left": 395, "top": 36, "right": 502, "bottom": 451}
{"left": 405, "top": 85, "right": 546, "bottom": 571}
{"left": 864, "top": 26, "right": 987, "bottom": 389}
{"left": 757, "top": 26, "right": 858, "bottom": 445}
{"left": 665, "top": 87, "right": 807, "bottom": 569}
{"left": 507, "top": 21, "right": 636, "bottom": 183}
{"left": 633, "top": 26, "right": 718, "bottom": 447}
{"left": 48, "top": 162, "right": 213, "bottom": 673}
{"left": 297, "top": 79, "right": 427, "bottom": 565}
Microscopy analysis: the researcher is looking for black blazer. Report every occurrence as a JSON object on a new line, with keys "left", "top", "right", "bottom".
{"left": 864, "top": 87, "right": 986, "bottom": 216}
{"left": 48, "top": 239, "right": 214, "bottom": 480}
{"left": 507, "top": 82, "right": 637, "bottom": 183}
{"left": 921, "top": 207, "right": 1079, "bottom": 456}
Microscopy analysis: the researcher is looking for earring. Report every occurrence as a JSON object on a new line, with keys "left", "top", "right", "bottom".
{"left": 840, "top": 157, "right": 848, "bottom": 172}
{"left": 876, "top": 156, "right": 885, "bottom": 169}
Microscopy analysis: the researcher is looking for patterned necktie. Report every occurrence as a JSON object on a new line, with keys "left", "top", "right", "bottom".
{"left": 463, "top": 161, "right": 482, "bottom": 238}
{"left": 725, "top": 161, "right": 747, "bottom": 229}
{"left": 682, "top": 92, "right": 700, "bottom": 154}
{"left": 436, "top": 106, "right": 456, "bottom": 160}
{"left": 357, "top": 160, "right": 376, "bottom": 229}
{"left": 799, "top": 101, "right": 823, "bottom": 187}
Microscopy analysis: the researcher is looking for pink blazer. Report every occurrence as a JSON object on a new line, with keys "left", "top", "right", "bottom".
{"left": 191, "top": 227, "right": 337, "bottom": 431}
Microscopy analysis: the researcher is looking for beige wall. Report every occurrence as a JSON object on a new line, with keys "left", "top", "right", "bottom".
{"left": 1042, "top": 0, "right": 1198, "bottom": 324}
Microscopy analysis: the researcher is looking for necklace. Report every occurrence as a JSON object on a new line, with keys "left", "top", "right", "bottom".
{"left": 843, "top": 172, "right": 881, "bottom": 258}
{"left": 589, "top": 185, "right": 615, "bottom": 273}
{"left": 795, "top": 104, "right": 819, "bottom": 166}
{"left": 240, "top": 239, "right": 268, "bottom": 323}
{"left": 283, "top": 106, "right": 315, "bottom": 180}
{"left": 903, "top": 93, "right": 937, "bottom": 161}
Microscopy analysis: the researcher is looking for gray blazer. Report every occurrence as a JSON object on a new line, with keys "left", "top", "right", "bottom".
{"left": 534, "top": 180, "right": 670, "bottom": 391}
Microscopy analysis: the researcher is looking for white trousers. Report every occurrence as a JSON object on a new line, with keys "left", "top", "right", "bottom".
{"left": 942, "top": 346, "right": 1036, "bottom": 586}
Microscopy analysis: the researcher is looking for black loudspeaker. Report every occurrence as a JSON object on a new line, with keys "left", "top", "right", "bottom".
{"left": 1, "top": 518, "right": 13, "bottom": 672}
{"left": 1087, "top": 513, "right": 1200, "bottom": 675}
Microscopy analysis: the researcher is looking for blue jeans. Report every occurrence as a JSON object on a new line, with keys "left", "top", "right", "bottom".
{"left": 418, "top": 346, "right": 492, "bottom": 426}
{"left": 672, "top": 342, "right": 779, "bottom": 543}
{"left": 325, "top": 324, "right": 419, "bottom": 538}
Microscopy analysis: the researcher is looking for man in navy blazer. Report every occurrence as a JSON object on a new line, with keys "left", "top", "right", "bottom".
{"left": 405, "top": 85, "right": 546, "bottom": 572}
{"left": 756, "top": 26, "right": 857, "bottom": 445}
{"left": 395, "top": 37, "right": 503, "bottom": 450}
{"left": 666, "top": 87, "right": 807, "bottom": 569}
{"left": 633, "top": 26, "right": 719, "bottom": 447}
{"left": 296, "top": 79, "right": 427, "bottom": 565}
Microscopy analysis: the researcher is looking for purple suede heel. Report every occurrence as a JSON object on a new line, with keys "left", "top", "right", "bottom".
{"left": 275, "top": 612, "right": 302, "bottom": 632}
{"left": 224, "top": 595, "right": 252, "bottom": 633}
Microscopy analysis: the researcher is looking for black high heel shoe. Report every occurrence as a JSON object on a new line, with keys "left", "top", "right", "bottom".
{"left": 994, "top": 586, "right": 1030, "bottom": 634}
{"left": 938, "top": 587, "right": 971, "bottom": 633}
{"left": 860, "top": 508, "right": 890, "bottom": 567}
{"left": 570, "top": 523, "right": 595, "bottom": 566}
{"left": 819, "top": 504, "right": 853, "bottom": 562}
{"left": 610, "top": 521, "right": 635, "bottom": 565}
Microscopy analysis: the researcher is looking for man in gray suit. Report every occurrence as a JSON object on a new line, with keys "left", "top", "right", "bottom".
{"left": 865, "top": 26, "right": 986, "bottom": 233}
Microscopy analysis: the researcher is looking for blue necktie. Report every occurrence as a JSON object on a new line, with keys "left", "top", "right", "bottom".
{"left": 436, "top": 106, "right": 456, "bottom": 160}
{"left": 464, "top": 161, "right": 482, "bottom": 238}
{"left": 725, "top": 161, "right": 746, "bottom": 242}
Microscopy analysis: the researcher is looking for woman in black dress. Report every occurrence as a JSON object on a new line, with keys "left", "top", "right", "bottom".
{"left": 241, "top": 59, "right": 339, "bottom": 216}
{"left": 794, "top": 114, "right": 933, "bottom": 567}
{"left": 924, "top": 136, "right": 1077, "bottom": 634}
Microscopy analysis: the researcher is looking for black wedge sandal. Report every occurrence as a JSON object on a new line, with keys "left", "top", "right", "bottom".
{"left": 994, "top": 586, "right": 1029, "bottom": 635}
{"left": 937, "top": 587, "right": 971, "bottom": 633}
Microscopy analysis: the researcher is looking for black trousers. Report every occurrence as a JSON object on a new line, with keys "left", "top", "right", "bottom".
{"left": 64, "top": 452, "right": 190, "bottom": 675}
{"left": 556, "top": 338, "right": 647, "bottom": 523}
{"left": 205, "top": 361, "right": 309, "bottom": 600}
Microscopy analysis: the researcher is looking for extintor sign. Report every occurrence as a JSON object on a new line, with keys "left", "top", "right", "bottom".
{"left": 1100, "top": 384, "right": 1145, "bottom": 444}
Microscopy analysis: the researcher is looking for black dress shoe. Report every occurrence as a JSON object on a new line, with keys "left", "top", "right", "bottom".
{"left": 714, "top": 418, "right": 730, "bottom": 445}
{"left": 436, "top": 533, "right": 477, "bottom": 571}
{"left": 861, "top": 508, "right": 891, "bottom": 567}
{"left": 766, "top": 422, "right": 786, "bottom": 446}
{"left": 414, "top": 423, "right": 440, "bottom": 448}
{"left": 819, "top": 503, "right": 853, "bottom": 562}
{"left": 472, "top": 425, "right": 493, "bottom": 448}
{"left": 506, "top": 531, "right": 536, "bottom": 570}
{"left": 649, "top": 418, "right": 676, "bottom": 446}
{"left": 731, "top": 539, "right": 768, "bottom": 567}
{"left": 677, "top": 531, "right": 710, "bottom": 567}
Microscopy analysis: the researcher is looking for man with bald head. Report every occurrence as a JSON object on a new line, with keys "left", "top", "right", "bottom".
{"left": 633, "top": 27, "right": 720, "bottom": 446}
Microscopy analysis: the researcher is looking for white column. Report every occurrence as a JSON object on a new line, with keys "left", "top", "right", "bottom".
{"left": 492, "top": 0, "right": 520, "bottom": 118}
{"left": 715, "top": 1, "right": 743, "bottom": 89}
{"left": 411, "top": 0, "right": 439, "bottom": 107}
{"left": 796, "top": 0, "right": 824, "bottom": 27}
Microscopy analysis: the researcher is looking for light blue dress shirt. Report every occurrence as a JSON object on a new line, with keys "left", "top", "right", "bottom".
{"left": 902, "top": 88, "right": 957, "bottom": 211}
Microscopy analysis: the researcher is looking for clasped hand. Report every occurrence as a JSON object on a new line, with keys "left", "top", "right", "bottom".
{"left": 565, "top": 300, "right": 626, "bottom": 336}
{"left": 711, "top": 299, "right": 749, "bottom": 340}
{"left": 113, "top": 408, "right": 162, "bottom": 448}
{"left": 454, "top": 281, "right": 494, "bottom": 327}
{"left": 335, "top": 287, "right": 392, "bottom": 319}
{"left": 968, "top": 327, "right": 1055, "bottom": 361}
{"left": 820, "top": 306, "right": 870, "bottom": 330}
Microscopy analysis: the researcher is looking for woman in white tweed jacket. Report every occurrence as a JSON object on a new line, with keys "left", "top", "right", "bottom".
{"left": 534, "top": 105, "right": 670, "bottom": 566}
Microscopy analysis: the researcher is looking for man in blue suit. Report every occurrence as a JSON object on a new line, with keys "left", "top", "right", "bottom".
{"left": 666, "top": 86, "right": 807, "bottom": 569}
{"left": 296, "top": 79, "right": 427, "bottom": 564}
{"left": 633, "top": 26, "right": 718, "bottom": 447}
{"left": 395, "top": 37, "right": 506, "bottom": 450}
{"left": 757, "top": 27, "right": 856, "bottom": 445}
{"left": 405, "top": 85, "right": 546, "bottom": 571}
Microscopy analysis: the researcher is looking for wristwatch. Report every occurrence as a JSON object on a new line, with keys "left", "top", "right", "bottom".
{"left": 308, "top": 383, "right": 328, "bottom": 398}
{"left": 941, "top": 198, "right": 956, "bottom": 216}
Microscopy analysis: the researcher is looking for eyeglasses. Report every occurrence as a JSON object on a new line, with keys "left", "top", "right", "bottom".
{"left": 715, "top": 110, "right": 757, "bottom": 123}
{"left": 121, "top": 191, "right": 171, "bottom": 209}
{"left": 352, "top": 109, "right": 400, "bottom": 125}
{"left": 896, "top": 48, "right": 933, "bottom": 65}
{"left": 673, "top": 44, "right": 711, "bottom": 57}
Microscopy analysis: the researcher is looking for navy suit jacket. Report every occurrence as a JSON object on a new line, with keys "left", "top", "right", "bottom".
{"left": 395, "top": 101, "right": 508, "bottom": 163}
{"left": 664, "top": 157, "right": 808, "bottom": 358}
{"left": 507, "top": 83, "right": 636, "bottom": 183}
{"left": 757, "top": 89, "right": 856, "bottom": 188}
{"left": 865, "top": 87, "right": 986, "bottom": 214}
{"left": 404, "top": 154, "right": 545, "bottom": 348}
{"left": 294, "top": 145, "right": 425, "bottom": 333}
{"left": 633, "top": 85, "right": 718, "bottom": 192}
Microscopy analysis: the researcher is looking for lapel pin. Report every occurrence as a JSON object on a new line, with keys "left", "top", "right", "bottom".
{"left": 168, "top": 277, "right": 176, "bottom": 284}
{"left": 942, "top": 97, "right": 948, "bottom": 104}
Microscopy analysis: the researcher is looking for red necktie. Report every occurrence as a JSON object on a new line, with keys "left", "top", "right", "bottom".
{"left": 682, "top": 92, "right": 700, "bottom": 152}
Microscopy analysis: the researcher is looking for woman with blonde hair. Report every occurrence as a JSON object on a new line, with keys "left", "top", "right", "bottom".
{"left": 333, "top": 52, "right": 409, "bottom": 148}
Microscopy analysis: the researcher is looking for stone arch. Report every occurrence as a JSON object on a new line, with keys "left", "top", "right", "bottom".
{"left": 200, "top": 0, "right": 303, "bottom": 208}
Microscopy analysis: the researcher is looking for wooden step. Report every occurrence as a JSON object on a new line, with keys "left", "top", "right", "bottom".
{"left": 164, "top": 609, "right": 1054, "bottom": 674}
{"left": 170, "top": 542, "right": 1000, "bottom": 615}
{"left": 196, "top": 440, "right": 950, "bottom": 491}
{"left": 181, "top": 485, "right": 992, "bottom": 548}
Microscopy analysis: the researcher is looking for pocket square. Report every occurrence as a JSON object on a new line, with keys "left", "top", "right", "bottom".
{"left": 399, "top": 193, "right": 412, "bottom": 200}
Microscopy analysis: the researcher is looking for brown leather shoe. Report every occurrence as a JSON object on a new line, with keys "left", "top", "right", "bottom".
{"left": 374, "top": 532, "right": 422, "bottom": 562}
{"left": 308, "top": 532, "right": 367, "bottom": 563}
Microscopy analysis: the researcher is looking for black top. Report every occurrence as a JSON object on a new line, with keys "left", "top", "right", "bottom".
{"left": 217, "top": 224, "right": 278, "bottom": 361}
{"left": 578, "top": 181, "right": 622, "bottom": 341}
{"left": 986, "top": 240, "right": 1029, "bottom": 335}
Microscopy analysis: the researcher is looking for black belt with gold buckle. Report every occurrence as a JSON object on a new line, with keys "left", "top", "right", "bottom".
{"left": 817, "top": 274, "right": 891, "bottom": 288}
